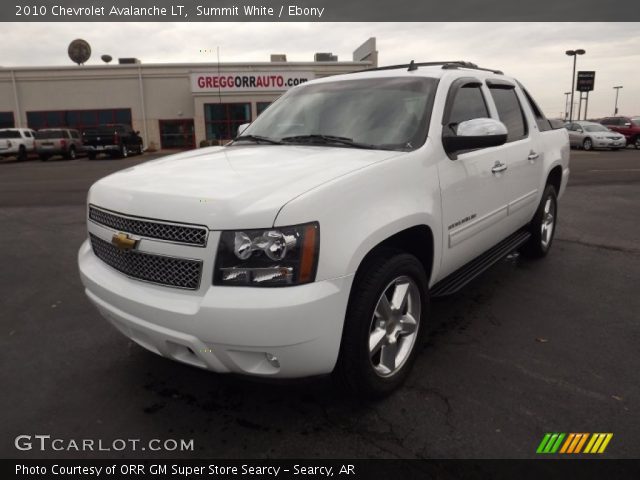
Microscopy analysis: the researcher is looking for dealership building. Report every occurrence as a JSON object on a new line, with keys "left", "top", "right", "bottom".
{"left": 0, "top": 39, "right": 377, "bottom": 150}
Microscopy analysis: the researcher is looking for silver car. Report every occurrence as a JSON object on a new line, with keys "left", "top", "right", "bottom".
{"left": 565, "top": 121, "right": 626, "bottom": 151}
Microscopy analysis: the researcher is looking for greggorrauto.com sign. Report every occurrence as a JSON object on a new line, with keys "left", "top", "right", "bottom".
{"left": 191, "top": 71, "right": 314, "bottom": 93}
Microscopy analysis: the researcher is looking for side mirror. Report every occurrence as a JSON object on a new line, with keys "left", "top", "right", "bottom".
{"left": 576, "top": 128, "right": 583, "bottom": 133}
{"left": 237, "top": 123, "right": 250, "bottom": 136}
{"left": 442, "top": 118, "right": 508, "bottom": 157}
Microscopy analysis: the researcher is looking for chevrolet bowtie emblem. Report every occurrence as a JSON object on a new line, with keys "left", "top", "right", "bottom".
{"left": 111, "top": 232, "right": 138, "bottom": 251}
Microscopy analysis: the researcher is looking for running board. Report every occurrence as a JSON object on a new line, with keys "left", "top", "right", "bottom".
{"left": 431, "top": 230, "right": 531, "bottom": 297}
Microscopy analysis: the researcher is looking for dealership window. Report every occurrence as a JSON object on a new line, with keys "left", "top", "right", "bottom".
{"left": 0, "top": 112, "right": 15, "bottom": 129}
{"left": 204, "top": 103, "right": 251, "bottom": 141}
{"left": 256, "top": 102, "right": 272, "bottom": 117}
{"left": 26, "top": 109, "right": 132, "bottom": 131}
{"left": 159, "top": 119, "right": 195, "bottom": 150}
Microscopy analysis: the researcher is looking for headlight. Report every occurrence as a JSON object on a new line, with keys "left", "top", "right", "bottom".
{"left": 214, "top": 222, "right": 319, "bottom": 286}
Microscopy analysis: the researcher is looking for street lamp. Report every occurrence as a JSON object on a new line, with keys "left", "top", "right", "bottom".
{"left": 613, "top": 86, "right": 623, "bottom": 115}
{"left": 566, "top": 49, "right": 585, "bottom": 122}
{"left": 564, "top": 92, "right": 571, "bottom": 121}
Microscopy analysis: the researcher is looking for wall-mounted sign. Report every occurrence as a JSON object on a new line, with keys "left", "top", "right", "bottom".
{"left": 577, "top": 71, "right": 596, "bottom": 92}
{"left": 191, "top": 71, "right": 314, "bottom": 93}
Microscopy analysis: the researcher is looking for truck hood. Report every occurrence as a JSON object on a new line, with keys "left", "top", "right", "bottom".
{"left": 89, "top": 145, "right": 402, "bottom": 229}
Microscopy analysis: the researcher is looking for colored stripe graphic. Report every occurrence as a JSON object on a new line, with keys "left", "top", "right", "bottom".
{"left": 584, "top": 433, "right": 613, "bottom": 454}
{"left": 538, "top": 433, "right": 613, "bottom": 454}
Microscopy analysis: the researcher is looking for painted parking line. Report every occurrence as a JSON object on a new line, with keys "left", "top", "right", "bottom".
{"left": 588, "top": 168, "right": 640, "bottom": 173}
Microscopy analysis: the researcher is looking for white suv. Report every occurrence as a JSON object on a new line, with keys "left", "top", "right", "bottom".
{"left": 79, "top": 61, "right": 570, "bottom": 396}
{"left": 0, "top": 128, "right": 36, "bottom": 161}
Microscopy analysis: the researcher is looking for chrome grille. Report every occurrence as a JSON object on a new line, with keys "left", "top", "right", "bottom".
{"left": 90, "top": 234, "right": 202, "bottom": 290}
{"left": 89, "top": 206, "right": 208, "bottom": 246}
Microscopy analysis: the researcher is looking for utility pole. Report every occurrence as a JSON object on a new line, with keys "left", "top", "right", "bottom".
{"left": 565, "top": 49, "right": 585, "bottom": 122}
{"left": 613, "top": 86, "right": 623, "bottom": 115}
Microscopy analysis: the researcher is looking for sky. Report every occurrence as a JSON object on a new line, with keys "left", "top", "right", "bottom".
{"left": 2, "top": 22, "right": 639, "bottom": 118}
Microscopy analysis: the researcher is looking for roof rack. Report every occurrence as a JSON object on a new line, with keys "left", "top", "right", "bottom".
{"left": 355, "top": 61, "right": 503, "bottom": 75}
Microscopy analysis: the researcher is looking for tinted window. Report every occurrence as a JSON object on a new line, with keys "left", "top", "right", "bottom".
{"left": 24, "top": 131, "right": 32, "bottom": 138}
{"left": 448, "top": 85, "right": 489, "bottom": 131}
{"left": 489, "top": 87, "right": 527, "bottom": 142}
{"left": 35, "top": 130, "right": 65, "bottom": 139}
{"left": 71, "top": 130, "right": 80, "bottom": 139}
{"left": 0, "top": 130, "right": 21, "bottom": 139}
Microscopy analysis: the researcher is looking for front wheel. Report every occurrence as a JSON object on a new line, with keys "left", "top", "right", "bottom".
{"left": 334, "top": 250, "right": 428, "bottom": 398}
{"left": 582, "top": 138, "right": 593, "bottom": 151}
{"left": 634, "top": 136, "right": 640, "bottom": 150}
{"left": 120, "top": 144, "right": 128, "bottom": 158}
{"left": 521, "top": 185, "right": 558, "bottom": 258}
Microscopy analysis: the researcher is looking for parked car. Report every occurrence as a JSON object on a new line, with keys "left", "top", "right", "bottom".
{"left": 599, "top": 116, "right": 640, "bottom": 149}
{"left": 35, "top": 128, "right": 85, "bottom": 160}
{"left": 79, "top": 61, "right": 569, "bottom": 396}
{"left": 82, "top": 124, "right": 143, "bottom": 159}
{"left": 565, "top": 121, "right": 626, "bottom": 150}
{"left": 0, "top": 128, "right": 36, "bottom": 161}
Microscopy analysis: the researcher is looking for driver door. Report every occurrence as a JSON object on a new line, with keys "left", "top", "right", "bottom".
{"left": 437, "top": 78, "right": 514, "bottom": 278}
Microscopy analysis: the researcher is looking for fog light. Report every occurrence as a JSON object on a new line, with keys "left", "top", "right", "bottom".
{"left": 265, "top": 353, "right": 280, "bottom": 368}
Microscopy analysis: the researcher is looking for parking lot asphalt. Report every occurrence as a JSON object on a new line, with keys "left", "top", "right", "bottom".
{"left": 1, "top": 148, "right": 639, "bottom": 459}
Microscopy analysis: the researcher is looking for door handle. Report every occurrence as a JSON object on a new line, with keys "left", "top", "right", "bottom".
{"left": 528, "top": 151, "right": 540, "bottom": 161}
{"left": 491, "top": 162, "right": 507, "bottom": 174}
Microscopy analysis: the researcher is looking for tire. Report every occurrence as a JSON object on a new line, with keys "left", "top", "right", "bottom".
{"left": 334, "top": 249, "right": 428, "bottom": 398}
{"left": 582, "top": 138, "right": 593, "bottom": 151}
{"left": 120, "top": 144, "right": 128, "bottom": 158}
{"left": 17, "top": 145, "right": 27, "bottom": 162}
{"left": 65, "top": 146, "right": 76, "bottom": 160}
{"left": 521, "top": 184, "right": 558, "bottom": 259}
{"left": 88, "top": 152, "right": 96, "bottom": 160}
{"left": 634, "top": 136, "right": 640, "bottom": 150}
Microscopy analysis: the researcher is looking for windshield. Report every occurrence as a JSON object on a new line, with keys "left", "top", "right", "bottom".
{"left": 240, "top": 77, "right": 438, "bottom": 151}
{"left": 0, "top": 130, "right": 21, "bottom": 139}
{"left": 583, "top": 124, "right": 609, "bottom": 132}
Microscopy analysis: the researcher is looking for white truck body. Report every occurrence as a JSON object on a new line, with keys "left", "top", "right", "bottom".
{"left": 79, "top": 62, "right": 569, "bottom": 394}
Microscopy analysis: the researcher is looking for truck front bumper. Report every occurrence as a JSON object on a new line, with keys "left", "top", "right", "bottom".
{"left": 78, "top": 240, "right": 353, "bottom": 378}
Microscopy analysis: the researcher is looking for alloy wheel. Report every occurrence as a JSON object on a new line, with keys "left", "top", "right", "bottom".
{"left": 368, "top": 276, "right": 421, "bottom": 377}
{"left": 540, "top": 196, "right": 556, "bottom": 249}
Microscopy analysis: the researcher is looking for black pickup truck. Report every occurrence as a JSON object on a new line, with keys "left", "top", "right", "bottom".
{"left": 82, "top": 124, "right": 143, "bottom": 159}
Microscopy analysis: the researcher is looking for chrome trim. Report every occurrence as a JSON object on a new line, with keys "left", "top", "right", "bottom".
{"left": 89, "top": 204, "right": 209, "bottom": 247}
{"left": 449, "top": 205, "right": 508, "bottom": 247}
{"left": 89, "top": 233, "right": 203, "bottom": 290}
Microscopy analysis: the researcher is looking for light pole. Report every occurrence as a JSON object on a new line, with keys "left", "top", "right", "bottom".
{"left": 566, "top": 49, "right": 585, "bottom": 122}
{"left": 564, "top": 92, "right": 571, "bottom": 121}
{"left": 613, "top": 86, "right": 623, "bottom": 115}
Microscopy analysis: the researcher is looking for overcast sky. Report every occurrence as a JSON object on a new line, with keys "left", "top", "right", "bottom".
{"left": 3, "top": 22, "right": 639, "bottom": 118}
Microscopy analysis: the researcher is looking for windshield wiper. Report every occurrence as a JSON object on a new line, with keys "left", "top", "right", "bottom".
{"left": 280, "top": 134, "right": 377, "bottom": 149}
{"left": 233, "top": 134, "right": 283, "bottom": 145}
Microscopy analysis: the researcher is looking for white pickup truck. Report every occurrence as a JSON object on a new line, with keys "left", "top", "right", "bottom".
{"left": 0, "top": 128, "right": 37, "bottom": 161}
{"left": 79, "top": 61, "right": 570, "bottom": 396}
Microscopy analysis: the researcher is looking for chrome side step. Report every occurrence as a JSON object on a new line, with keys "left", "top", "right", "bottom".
{"left": 431, "top": 229, "right": 531, "bottom": 297}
